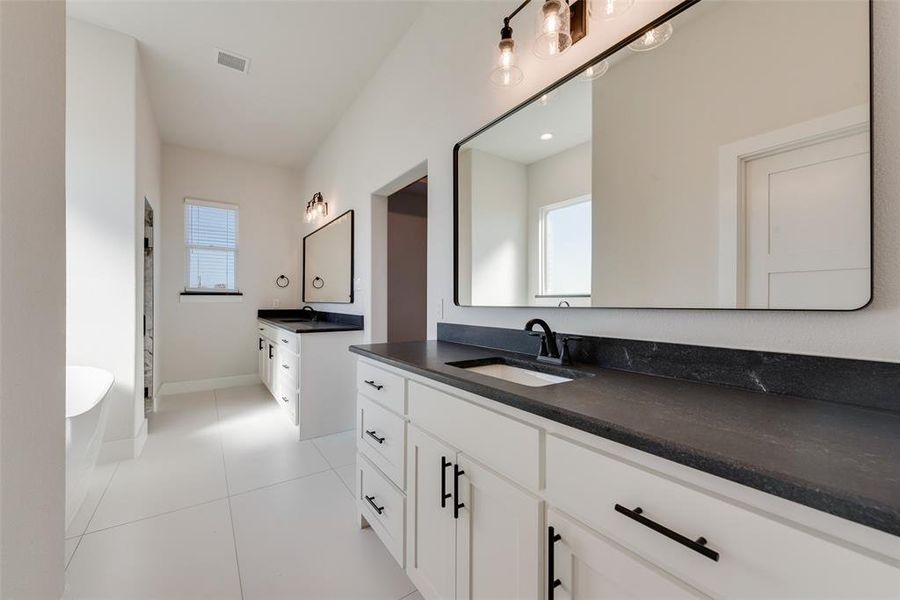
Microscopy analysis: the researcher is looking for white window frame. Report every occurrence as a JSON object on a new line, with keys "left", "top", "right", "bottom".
{"left": 538, "top": 194, "right": 591, "bottom": 297}
{"left": 183, "top": 198, "right": 240, "bottom": 295}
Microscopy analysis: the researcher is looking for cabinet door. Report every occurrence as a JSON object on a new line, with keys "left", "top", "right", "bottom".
{"left": 455, "top": 454, "right": 542, "bottom": 600}
{"left": 548, "top": 508, "right": 705, "bottom": 600}
{"left": 257, "top": 337, "right": 266, "bottom": 386}
{"left": 407, "top": 426, "right": 458, "bottom": 600}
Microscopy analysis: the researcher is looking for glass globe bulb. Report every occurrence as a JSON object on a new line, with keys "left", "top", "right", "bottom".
{"left": 594, "top": 0, "right": 633, "bottom": 21}
{"left": 582, "top": 60, "right": 609, "bottom": 80}
{"left": 490, "top": 39, "right": 524, "bottom": 87}
{"left": 628, "top": 21, "right": 673, "bottom": 52}
{"left": 534, "top": 0, "right": 571, "bottom": 59}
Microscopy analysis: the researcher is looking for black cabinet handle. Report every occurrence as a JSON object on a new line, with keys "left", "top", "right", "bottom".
{"left": 441, "top": 456, "right": 452, "bottom": 508}
{"left": 364, "top": 380, "right": 384, "bottom": 391}
{"left": 281, "top": 338, "right": 289, "bottom": 344}
{"left": 614, "top": 504, "right": 719, "bottom": 562}
{"left": 548, "top": 526, "right": 562, "bottom": 598}
{"left": 365, "top": 495, "right": 384, "bottom": 514}
{"left": 453, "top": 464, "right": 465, "bottom": 519}
{"left": 258, "top": 338, "right": 263, "bottom": 351}
{"left": 282, "top": 363, "right": 290, "bottom": 370}
{"left": 280, "top": 395, "right": 288, "bottom": 403}
{"left": 365, "top": 430, "right": 385, "bottom": 444}
{"left": 268, "top": 344, "right": 274, "bottom": 359}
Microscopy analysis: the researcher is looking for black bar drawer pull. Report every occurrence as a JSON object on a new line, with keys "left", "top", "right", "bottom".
{"left": 441, "top": 456, "right": 452, "bottom": 508}
{"left": 364, "top": 380, "right": 384, "bottom": 391}
{"left": 614, "top": 504, "right": 719, "bottom": 562}
{"left": 282, "top": 363, "right": 290, "bottom": 370}
{"left": 268, "top": 344, "right": 274, "bottom": 359}
{"left": 365, "top": 430, "right": 385, "bottom": 444}
{"left": 258, "top": 338, "right": 263, "bottom": 351}
{"left": 281, "top": 338, "right": 289, "bottom": 344}
{"left": 548, "top": 526, "right": 562, "bottom": 599}
{"left": 365, "top": 495, "right": 384, "bottom": 514}
{"left": 453, "top": 464, "right": 465, "bottom": 519}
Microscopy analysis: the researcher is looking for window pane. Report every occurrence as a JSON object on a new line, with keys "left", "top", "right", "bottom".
{"left": 185, "top": 204, "right": 237, "bottom": 249}
{"left": 187, "top": 248, "right": 236, "bottom": 290}
{"left": 545, "top": 200, "right": 591, "bottom": 295}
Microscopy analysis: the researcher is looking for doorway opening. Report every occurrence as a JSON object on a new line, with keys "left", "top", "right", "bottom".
{"left": 143, "top": 198, "right": 154, "bottom": 415}
{"left": 386, "top": 177, "right": 428, "bottom": 342}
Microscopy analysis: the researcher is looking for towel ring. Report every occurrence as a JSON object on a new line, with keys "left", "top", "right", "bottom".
{"left": 312, "top": 276, "right": 325, "bottom": 289}
{"left": 275, "top": 275, "right": 290, "bottom": 288}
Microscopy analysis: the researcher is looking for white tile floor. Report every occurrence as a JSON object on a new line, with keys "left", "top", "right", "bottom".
{"left": 64, "top": 384, "right": 420, "bottom": 600}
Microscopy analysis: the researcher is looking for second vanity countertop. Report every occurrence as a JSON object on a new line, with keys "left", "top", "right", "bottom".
{"left": 258, "top": 309, "right": 363, "bottom": 334}
{"left": 350, "top": 340, "right": 900, "bottom": 537}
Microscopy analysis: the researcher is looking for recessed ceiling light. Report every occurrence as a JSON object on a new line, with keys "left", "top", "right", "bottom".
{"left": 540, "top": 133, "right": 553, "bottom": 141}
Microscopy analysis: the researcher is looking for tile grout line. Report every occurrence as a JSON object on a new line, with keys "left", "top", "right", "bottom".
{"left": 214, "top": 388, "right": 246, "bottom": 600}
{"left": 80, "top": 496, "right": 230, "bottom": 538}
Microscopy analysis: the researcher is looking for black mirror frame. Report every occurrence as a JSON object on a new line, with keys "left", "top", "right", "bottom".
{"left": 452, "top": 0, "right": 873, "bottom": 312}
{"left": 302, "top": 209, "right": 355, "bottom": 304}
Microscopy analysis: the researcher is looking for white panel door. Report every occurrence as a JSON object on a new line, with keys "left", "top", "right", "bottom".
{"left": 745, "top": 130, "right": 869, "bottom": 309}
{"left": 548, "top": 508, "right": 706, "bottom": 600}
{"left": 454, "top": 454, "right": 542, "bottom": 600}
{"left": 407, "top": 426, "right": 458, "bottom": 600}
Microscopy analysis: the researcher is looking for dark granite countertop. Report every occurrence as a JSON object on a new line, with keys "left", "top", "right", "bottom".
{"left": 350, "top": 340, "right": 900, "bottom": 537}
{"left": 258, "top": 309, "right": 363, "bottom": 334}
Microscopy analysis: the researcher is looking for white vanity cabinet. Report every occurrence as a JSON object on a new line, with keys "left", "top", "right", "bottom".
{"left": 353, "top": 356, "right": 900, "bottom": 600}
{"left": 257, "top": 319, "right": 361, "bottom": 436}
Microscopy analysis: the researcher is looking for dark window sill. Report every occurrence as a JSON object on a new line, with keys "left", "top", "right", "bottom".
{"left": 181, "top": 291, "right": 243, "bottom": 296}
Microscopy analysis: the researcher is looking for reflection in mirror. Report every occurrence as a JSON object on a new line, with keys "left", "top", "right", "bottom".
{"left": 456, "top": 0, "right": 870, "bottom": 310}
{"left": 303, "top": 210, "right": 354, "bottom": 303}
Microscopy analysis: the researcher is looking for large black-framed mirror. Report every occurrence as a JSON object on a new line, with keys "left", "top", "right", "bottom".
{"left": 303, "top": 210, "right": 354, "bottom": 304}
{"left": 454, "top": 0, "right": 871, "bottom": 310}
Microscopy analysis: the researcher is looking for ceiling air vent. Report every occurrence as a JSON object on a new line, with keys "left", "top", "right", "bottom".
{"left": 216, "top": 49, "right": 250, "bottom": 74}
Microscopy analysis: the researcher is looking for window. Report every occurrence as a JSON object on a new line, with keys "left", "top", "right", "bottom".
{"left": 539, "top": 196, "right": 591, "bottom": 296}
{"left": 184, "top": 198, "right": 239, "bottom": 293}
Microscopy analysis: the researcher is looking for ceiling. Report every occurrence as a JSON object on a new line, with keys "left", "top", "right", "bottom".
{"left": 464, "top": 76, "right": 593, "bottom": 165}
{"left": 67, "top": 1, "right": 424, "bottom": 168}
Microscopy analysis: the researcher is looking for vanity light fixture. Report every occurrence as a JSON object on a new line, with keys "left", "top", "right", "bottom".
{"left": 490, "top": 21, "right": 524, "bottom": 87}
{"left": 534, "top": 0, "right": 572, "bottom": 59}
{"left": 540, "top": 132, "right": 554, "bottom": 141}
{"left": 581, "top": 59, "right": 609, "bottom": 80}
{"left": 305, "top": 192, "right": 328, "bottom": 223}
{"left": 489, "top": 0, "right": 590, "bottom": 87}
{"left": 628, "top": 21, "right": 674, "bottom": 51}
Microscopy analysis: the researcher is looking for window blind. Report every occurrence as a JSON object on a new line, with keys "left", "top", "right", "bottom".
{"left": 184, "top": 199, "right": 239, "bottom": 292}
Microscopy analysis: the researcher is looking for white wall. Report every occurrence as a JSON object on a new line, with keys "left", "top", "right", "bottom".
{"left": 0, "top": 1, "right": 67, "bottom": 596}
{"left": 296, "top": 0, "right": 900, "bottom": 362}
{"left": 159, "top": 145, "right": 301, "bottom": 385}
{"left": 463, "top": 148, "right": 528, "bottom": 305}
{"left": 67, "top": 18, "right": 154, "bottom": 457}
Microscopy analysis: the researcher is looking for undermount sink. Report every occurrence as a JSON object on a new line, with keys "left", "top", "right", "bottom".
{"left": 446, "top": 357, "right": 587, "bottom": 388}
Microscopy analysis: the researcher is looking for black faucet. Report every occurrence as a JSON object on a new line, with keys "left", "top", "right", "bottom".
{"left": 524, "top": 318, "right": 580, "bottom": 366}
{"left": 300, "top": 305, "right": 317, "bottom": 321}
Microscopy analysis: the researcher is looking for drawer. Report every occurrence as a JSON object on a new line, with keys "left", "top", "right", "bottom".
{"left": 408, "top": 381, "right": 540, "bottom": 490}
{"left": 358, "top": 452, "right": 405, "bottom": 567}
{"left": 272, "top": 373, "right": 299, "bottom": 425}
{"left": 257, "top": 320, "right": 276, "bottom": 342}
{"left": 357, "top": 361, "right": 406, "bottom": 414}
{"left": 545, "top": 435, "right": 900, "bottom": 599}
{"left": 358, "top": 394, "right": 406, "bottom": 489}
{"left": 275, "top": 346, "right": 300, "bottom": 384}
{"left": 274, "top": 330, "right": 299, "bottom": 354}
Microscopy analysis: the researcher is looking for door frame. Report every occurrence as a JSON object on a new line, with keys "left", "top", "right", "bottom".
{"left": 716, "top": 105, "right": 869, "bottom": 307}
{"left": 369, "top": 161, "right": 428, "bottom": 343}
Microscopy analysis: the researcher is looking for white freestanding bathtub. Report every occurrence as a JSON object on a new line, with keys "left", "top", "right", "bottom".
{"left": 66, "top": 366, "right": 114, "bottom": 529}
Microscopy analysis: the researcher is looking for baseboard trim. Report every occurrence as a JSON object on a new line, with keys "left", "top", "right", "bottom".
{"left": 158, "top": 373, "right": 260, "bottom": 396}
{"left": 98, "top": 418, "right": 148, "bottom": 464}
